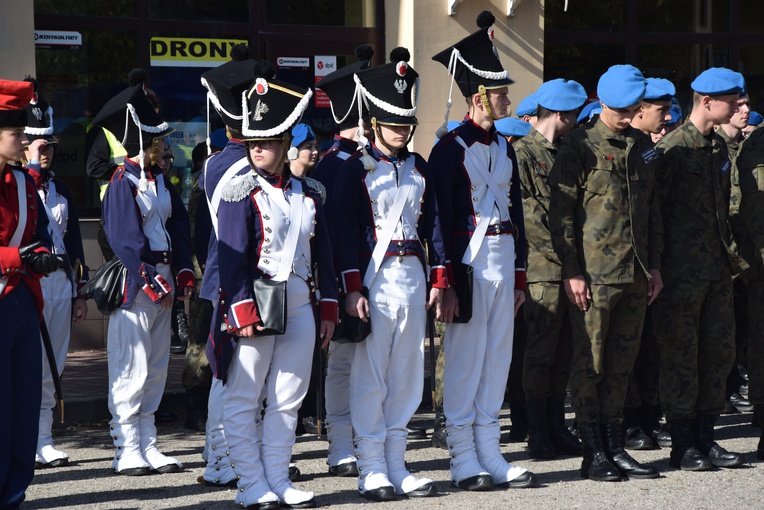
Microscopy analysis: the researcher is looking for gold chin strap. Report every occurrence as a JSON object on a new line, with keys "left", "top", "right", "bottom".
{"left": 372, "top": 117, "right": 396, "bottom": 156}
{"left": 478, "top": 85, "right": 493, "bottom": 119}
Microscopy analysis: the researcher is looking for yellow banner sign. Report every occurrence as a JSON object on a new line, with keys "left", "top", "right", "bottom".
{"left": 150, "top": 37, "right": 248, "bottom": 67}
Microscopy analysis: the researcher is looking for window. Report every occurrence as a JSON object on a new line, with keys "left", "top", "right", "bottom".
{"left": 266, "top": 0, "right": 377, "bottom": 27}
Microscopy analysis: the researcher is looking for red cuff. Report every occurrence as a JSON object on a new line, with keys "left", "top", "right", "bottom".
{"left": 177, "top": 268, "right": 195, "bottom": 289}
{"left": 515, "top": 269, "right": 527, "bottom": 291}
{"left": 341, "top": 269, "right": 362, "bottom": 294}
{"left": 155, "top": 273, "right": 173, "bottom": 295}
{"left": 430, "top": 265, "right": 449, "bottom": 289}
{"left": 320, "top": 299, "right": 339, "bottom": 323}
{"left": 142, "top": 283, "right": 163, "bottom": 302}
{"left": 228, "top": 298, "right": 259, "bottom": 330}
{"left": 0, "top": 247, "right": 24, "bottom": 276}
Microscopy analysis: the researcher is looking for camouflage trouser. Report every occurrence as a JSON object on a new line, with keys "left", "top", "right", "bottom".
{"left": 624, "top": 306, "right": 661, "bottom": 409}
{"left": 522, "top": 281, "right": 574, "bottom": 400}
{"left": 747, "top": 280, "right": 764, "bottom": 407}
{"left": 182, "top": 294, "right": 214, "bottom": 391}
{"left": 569, "top": 277, "right": 646, "bottom": 424}
{"left": 651, "top": 274, "right": 735, "bottom": 421}
{"left": 433, "top": 321, "right": 447, "bottom": 407}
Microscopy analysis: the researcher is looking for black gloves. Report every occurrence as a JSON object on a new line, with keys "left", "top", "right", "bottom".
{"left": 19, "top": 241, "right": 61, "bottom": 275}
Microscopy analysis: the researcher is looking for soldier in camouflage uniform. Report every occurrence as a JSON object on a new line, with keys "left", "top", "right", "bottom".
{"left": 652, "top": 67, "right": 747, "bottom": 471}
{"left": 514, "top": 78, "right": 587, "bottom": 460}
{"left": 736, "top": 121, "right": 764, "bottom": 460}
{"left": 549, "top": 65, "right": 662, "bottom": 482}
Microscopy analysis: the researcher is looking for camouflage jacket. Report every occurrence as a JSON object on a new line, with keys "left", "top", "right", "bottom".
{"left": 514, "top": 128, "right": 562, "bottom": 282}
{"left": 549, "top": 119, "right": 663, "bottom": 285}
{"left": 734, "top": 125, "right": 764, "bottom": 279}
{"left": 655, "top": 120, "right": 747, "bottom": 279}
{"left": 718, "top": 128, "right": 744, "bottom": 254}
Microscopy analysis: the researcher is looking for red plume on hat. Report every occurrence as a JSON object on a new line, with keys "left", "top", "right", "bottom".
{"left": 0, "top": 79, "right": 35, "bottom": 128}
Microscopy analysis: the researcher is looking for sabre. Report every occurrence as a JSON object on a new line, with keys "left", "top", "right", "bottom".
{"left": 40, "top": 319, "right": 64, "bottom": 423}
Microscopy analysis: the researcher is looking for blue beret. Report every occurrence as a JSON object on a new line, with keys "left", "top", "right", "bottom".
{"left": 691, "top": 68, "right": 743, "bottom": 96}
{"left": 209, "top": 127, "right": 228, "bottom": 149}
{"left": 597, "top": 65, "right": 646, "bottom": 109}
{"left": 536, "top": 79, "right": 587, "bottom": 112}
{"left": 515, "top": 93, "right": 538, "bottom": 117}
{"left": 577, "top": 101, "right": 602, "bottom": 123}
{"left": 495, "top": 117, "right": 531, "bottom": 138}
{"left": 433, "top": 121, "right": 462, "bottom": 146}
{"left": 291, "top": 123, "right": 316, "bottom": 148}
{"left": 749, "top": 111, "right": 763, "bottom": 127}
{"left": 644, "top": 78, "right": 676, "bottom": 101}
{"left": 668, "top": 104, "right": 683, "bottom": 126}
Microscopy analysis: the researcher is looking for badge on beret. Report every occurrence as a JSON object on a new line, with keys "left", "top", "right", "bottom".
{"left": 254, "top": 78, "right": 269, "bottom": 96}
{"left": 394, "top": 78, "right": 407, "bottom": 94}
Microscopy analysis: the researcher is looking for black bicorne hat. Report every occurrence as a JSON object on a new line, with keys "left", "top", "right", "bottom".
{"left": 241, "top": 60, "right": 313, "bottom": 140}
{"left": 432, "top": 11, "right": 513, "bottom": 97}
{"left": 23, "top": 77, "right": 55, "bottom": 143}
{"left": 356, "top": 47, "right": 419, "bottom": 126}
{"left": 201, "top": 44, "right": 256, "bottom": 130}
{"left": 316, "top": 44, "right": 374, "bottom": 131}
{"left": 91, "top": 84, "right": 173, "bottom": 157}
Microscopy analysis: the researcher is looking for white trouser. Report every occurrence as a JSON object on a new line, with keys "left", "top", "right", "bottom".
{"left": 203, "top": 378, "right": 236, "bottom": 484}
{"left": 349, "top": 256, "right": 426, "bottom": 492}
{"left": 225, "top": 274, "right": 315, "bottom": 507}
{"left": 325, "top": 340, "right": 356, "bottom": 467}
{"left": 38, "top": 269, "right": 72, "bottom": 460}
{"left": 107, "top": 264, "right": 174, "bottom": 471}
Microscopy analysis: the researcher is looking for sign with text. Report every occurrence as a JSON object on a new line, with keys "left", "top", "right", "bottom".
{"left": 277, "top": 56, "right": 310, "bottom": 69}
{"left": 314, "top": 56, "right": 337, "bottom": 108}
{"left": 150, "top": 37, "right": 248, "bottom": 67}
{"left": 34, "top": 30, "right": 82, "bottom": 48}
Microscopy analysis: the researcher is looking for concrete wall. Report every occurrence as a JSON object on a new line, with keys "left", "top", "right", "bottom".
{"left": 387, "top": 0, "right": 544, "bottom": 154}
{"left": 0, "top": 0, "right": 36, "bottom": 79}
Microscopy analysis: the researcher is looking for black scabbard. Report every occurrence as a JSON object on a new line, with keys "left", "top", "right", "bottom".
{"left": 40, "top": 319, "right": 64, "bottom": 422}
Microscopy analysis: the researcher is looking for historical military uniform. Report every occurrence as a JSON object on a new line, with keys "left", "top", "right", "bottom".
{"left": 737, "top": 123, "right": 764, "bottom": 458}
{"left": 513, "top": 78, "right": 588, "bottom": 460}
{"left": 431, "top": 10, "right": 536, "bottom": 491}
{"left": 0, "top": 78, "right": 59, "bottom": 509}
{"left": 550, "top": 65, "right": 661, "bottom": 481}
{"left": 24, "top": 85, "right": 89, "bottom": 469}
{"left": 652, "top": 68, "right": 746, "bottom": 470}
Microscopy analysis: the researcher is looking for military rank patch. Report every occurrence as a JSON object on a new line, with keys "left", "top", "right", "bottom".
{"left": 640, "top": 148, "right": 658, "bottom": 163}
{"left": 721, "top": 158, "right": 731, "bottom": 175}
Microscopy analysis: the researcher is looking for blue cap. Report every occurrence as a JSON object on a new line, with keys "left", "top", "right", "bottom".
{"left": 644, "top": 78, "right": 676, "bottom": 101}
{"left": 597, "top": 65, "right": 647, "bottom": 109}
{"left": 668, "top": 100, "right": 683, "bottom": 126}
{"left": 515, "top": 93, "right": 538, "bottom": 117}
{"left": 536, "top": 79, "right": 588, "bottom": 112}
{"left": 749, "top": 111, "right": 763, "bottom": 127}
{"left": 209, "top": 127, "right": 228, "bottom": 149}
{"left": 291, "top": 123, "right": 316, "bottom": 148}
{"left": 577, "top": 101, "right": 602, "bottom": 123}
{"left": 434, "top": 121, "right": 461, "bottom": 146}
{"left": 495, "top": 117, "right": 531, "bottom": 138}
{"left": 691, "top": 67, "right": 743, "bottom": 96}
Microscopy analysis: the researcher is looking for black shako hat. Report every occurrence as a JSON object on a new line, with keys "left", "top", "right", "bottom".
{"left": 23, "top": 77, "right": 56, "bottom": 143}
{"left": 316, "top": 44, "right": 374, "bottom": 131}
{"left": 241, "top": 60, "right": 312, "bottom": 140}
{"left": 356, "top": 47, "right": 419, "bottom": 126}
{"left": 201, "top": 44, "right": 255, "bottom": 130}
{"left": 91, "top": 84, "right": 173, "bottom": 157}
{"left": 432, "top": 10, "right": 513, "bottom": 97}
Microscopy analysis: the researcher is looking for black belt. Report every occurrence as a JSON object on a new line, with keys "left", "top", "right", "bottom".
{"left": 485, "top": 221, "right": 514, "bottom": 236}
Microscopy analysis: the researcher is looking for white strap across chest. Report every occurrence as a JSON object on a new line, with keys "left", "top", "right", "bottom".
{"left": 363, "top": 157, "right": 416, "bottom": 289}
{"left": 206, "top": 157, "right": 250, "bottom": 238}
{"left": 257, "top": 175, "right": 304, "bottom": 282}
{"left": 124, "top": 172, "right": 170, "bottom": 249}
{"left": 455, "top": 135, "right": 512, "bottom": 265}
{"left": 39, "top": 180, "right": 66, "bottom": 255}
{"left": 0, "top": 170, "right": 29, "bottom": 293}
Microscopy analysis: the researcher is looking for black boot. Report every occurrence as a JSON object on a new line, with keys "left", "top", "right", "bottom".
{"left": 184, "top": 387, "right": 208, "bottom": 432}
{"left": 430, "top": 406, "right": 448, "bottom": 449}
{"left": 694, "top": 414, "right": 743, "bottom": 468}
{"left": 641, "top": 405, "right": 671, "bottom": 448}
{"left": 623, "top": 407, "right": 654, "bottom": 450}
{"left": 525, "top": 398, "right": 555, "bottom": 459}
{"left": 547, "top": 397, "right": 582, "bottom": 456}
{"left": 578, "top": 424, "right": 621, "bottom": 481}
{"left": 508, "top": 402, "right": 528, "bottom": 442}
{"left": 667, "top": 418, "right": 713, "bottom": 471}
{"left": 602, "top": 423, "right": 659, "bottom": 479}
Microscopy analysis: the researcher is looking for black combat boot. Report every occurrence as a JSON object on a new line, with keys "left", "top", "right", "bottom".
{"left": 525, "top": 398, "right": 555, "bottom": 459}
{"left": 694, "top": 414, "right": 743, "bottom": 468}
{"left": 602, "top": 423, "right": 659, "bottom": 479}
{"left": 547, "top": 397, "right": 582, "bottom": 456}
{"left": 508, "top": 402, "right": 528, "bottom": 442}
{"left": 430, "top": 406, "right": 448, "bottom": 450}
{"left": 578, "top": 424, "right": 621, "bottom": 481}
{"left": 667, "top": 418, "right": 713, "bottom": 471}
{"left": 641, "top": 405, "right": 671, "bottom": 448}
{"left": 184, "top": 387, "right": 208, "bottom": 432}
{"left": 623, "top": 407, "right": 655, "bottom": 450}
